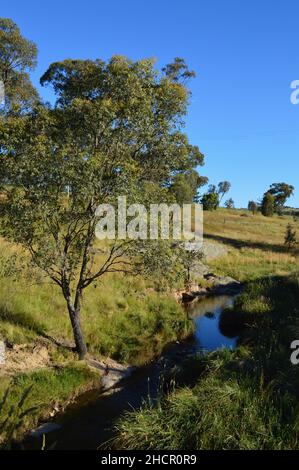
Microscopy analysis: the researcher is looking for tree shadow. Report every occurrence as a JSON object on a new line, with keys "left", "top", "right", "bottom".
{"left": 0, "top": 306, "right": 74, "bottom": 350}
{"left": 219, "top": 274, "right": 299, "bottom": 388}
{"left": 205, "top": 233, "right": 298, "bottom": 255}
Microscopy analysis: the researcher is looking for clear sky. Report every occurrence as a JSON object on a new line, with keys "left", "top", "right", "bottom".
{"left": 2, "top": 0, "right": 299, "bottom": 207}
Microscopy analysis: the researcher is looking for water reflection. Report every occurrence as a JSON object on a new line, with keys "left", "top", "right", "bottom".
{"left": 187, "top": 296, "right": 237, "bottom": 352}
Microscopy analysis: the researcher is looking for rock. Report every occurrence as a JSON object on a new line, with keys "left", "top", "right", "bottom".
{"left": 87, "top": 358, "right": 135, "bottom": 391}
{"left": 190, "top": 260, "right": 210, "bottom": 278}
{"left": 30, "top": 422, "right": 62, "bottom": 437}
{"left": 101, "top": 366, "right": 134, "bottom": 390}
{"left": 173, "top": 239, "right": 242, "bottom": 303}
{"left": 177, "top": 274, "right": 242, "bottom": 303}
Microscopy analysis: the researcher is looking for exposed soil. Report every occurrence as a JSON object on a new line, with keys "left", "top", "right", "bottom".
{"left": 0, "top": 341, "right": 51, "bottom": 376}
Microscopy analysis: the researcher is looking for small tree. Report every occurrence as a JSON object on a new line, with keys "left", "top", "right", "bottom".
{"left": 201, "top": 192, "right": 219, "bottom": 211}
{"left": 284, "top": 224, "right": 297, "bottom": 251}
{"left": 268, "top": 183, "right": 295, "bottom": 210}
{"left": 248, "top": 200, "right": 258, "bottom": 215}
{"left": 225, "top": 198, "right": 234, "bottom": 209}
{"left": 218, "top": 181, "right": 231, "bottom": 202}
{"left": 261, "top": 192, "right": 275, "bottom": 217}
{"left": 170, "top": 170, "right": 207, "bottom": 204}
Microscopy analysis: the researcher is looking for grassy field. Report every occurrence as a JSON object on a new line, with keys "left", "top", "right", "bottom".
{"left": 204, "top": 208, "right": 299, "bottom": 280}
{"left": 0, "top": 363, "right": 99, "bottom": 446}
{"left": 0, "top": 237, "right": 190, "bottom": 367}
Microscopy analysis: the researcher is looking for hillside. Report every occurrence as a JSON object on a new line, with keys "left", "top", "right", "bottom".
{"left": 204, "top": 208, "right": 299, "bottom": 280}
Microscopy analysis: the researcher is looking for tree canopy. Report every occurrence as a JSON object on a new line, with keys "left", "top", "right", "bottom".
{"left": 0, "top": 17, "right": 39, "bottom": 113}
{"left": 268, "top": 183, "right": 294, "bottom": 209}
{"left": 0, "top": 53, "right": 203, "bottom": 358}
{"left": 261, "top": 192, "right": 275, "bottom": 217}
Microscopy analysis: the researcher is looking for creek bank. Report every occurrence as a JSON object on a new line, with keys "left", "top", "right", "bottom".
{"left": 175, "top": 273, "right": 243, "bottom": 303}
{"left": 174, "top": 240, "right": 243, "bottom": 303}
{"left": 23, "top": 293, "right": 240, "bottom": 449}
{"left": 87, "top": 357, "right": 135, "bottom": 391}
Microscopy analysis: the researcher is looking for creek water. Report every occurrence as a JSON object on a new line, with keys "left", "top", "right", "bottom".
{"left": 25, "top": 295, "right": 238, "bottom": 450}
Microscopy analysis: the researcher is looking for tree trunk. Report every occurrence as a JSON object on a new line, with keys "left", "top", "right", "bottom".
{"left": 68, "top": 306, "right": 87, "bottom": 359}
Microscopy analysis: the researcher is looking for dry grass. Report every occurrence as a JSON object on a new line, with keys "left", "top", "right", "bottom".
{"left": 203, "top": 209, "right": 299, "bottom": 280}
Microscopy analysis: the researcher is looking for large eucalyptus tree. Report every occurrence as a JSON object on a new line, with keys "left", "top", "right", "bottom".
{"left": 0, "top": 54, "right": 203, "bottom": 358}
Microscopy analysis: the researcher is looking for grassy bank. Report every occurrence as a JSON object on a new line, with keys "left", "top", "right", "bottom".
{"left": 0, "top": 363, "right": 99, "bottom": 446}
{"left": 0, "top": 238, "right": 191, "bottom": 367}
{"left": 112, "top": 273, "right": 299, "bottom": 450}
{"left": 0, "top": 238, "right": 191, "bottom": 444}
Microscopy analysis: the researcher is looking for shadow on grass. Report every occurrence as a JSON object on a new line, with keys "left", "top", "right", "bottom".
{"left": 0, "top": 306, "right": 74, "bottom": 350}
{"left": 219, "top": 273, "right": 299, "bottom": 392}
{"left": 205, "top": 233, "right": 298, "bottom": 255}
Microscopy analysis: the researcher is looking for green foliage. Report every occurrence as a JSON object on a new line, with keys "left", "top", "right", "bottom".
{"left": 261, "top": 192, "right": 275, "bottom": 217}
{"left": 0, "top": 54, "right": 201, "bottom": 358}
{"left": 0, "top": 385, "right": 36, "bottom": 448}
{"left": 284, "top": 224, "right": 297, "bottom": 251}
{"left": 268, "top": 182, "right": 295, "bottom": 209}
{"left": 0, "top": 365, "right": 98, "bottom": 445}
{"left": 162, "top": 57, "right": 196, "bottom": 83}
{"left": 0, "top": 243, "right": 192, "bottom": 365}
{"left": 218, "top": 180, "right": 231, "bottom": 202}
{"left": 113, "top": 371, "right": 294, "bottom": 450}
{"left": 169, "top": 170, "right": 207, "bottom": 204}
{"left": 0, "top": 17, "right": 39, "bottom": 113}
{"left": 92, "top": 294, "right": 192, "bottom": 365}
{"left": 201, "top": 192, "right": 219, "bottom": 211}
{"left": 224, "top": 198, "right": 234, "bottom": 209}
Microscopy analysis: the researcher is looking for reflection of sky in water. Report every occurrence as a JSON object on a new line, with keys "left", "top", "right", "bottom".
{"left": 188, "top": 296, "right": 237, "bottom": 353}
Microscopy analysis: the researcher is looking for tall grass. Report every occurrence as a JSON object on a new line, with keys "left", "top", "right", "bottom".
{"left": 0, "top": 364, "right": 99, "bottom": 445}
{"left": 113, "top": 369, "right": 297, "bottom": 450}
{"left": 112, "top": 273, "right": 299, "bottom": 450}
{"left": 0, "top": 238, "right": 192, "bottom": 366}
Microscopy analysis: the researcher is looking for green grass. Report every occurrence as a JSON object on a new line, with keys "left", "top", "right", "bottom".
{"left": 0, "top": 364, "right": 99, "bottom": 446}
{"left": 204, "top": 208, "right": 299, "bottom": 280}
{"left": 113, "top": 366, "right": 297, "bottom": 450}
{"left": 1, "top": 208, "right": 299, "bottom": 448}
{"left": 0, "top": 238, "right": 192, "bottom": 445}
{"left": 0, "top": 239, "right": 191, "bottom": 366}
{"left": 112, "top": 273, "right": 299, "bottom": 450}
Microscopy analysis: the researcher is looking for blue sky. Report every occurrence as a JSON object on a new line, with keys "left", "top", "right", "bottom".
{"left": 2, "top": 0, "right": 299, "bottom": 207}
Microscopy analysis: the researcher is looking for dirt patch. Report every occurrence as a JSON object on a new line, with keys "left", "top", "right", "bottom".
{"left": 0, "top": 342, "right": 51, "bottom": 376}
